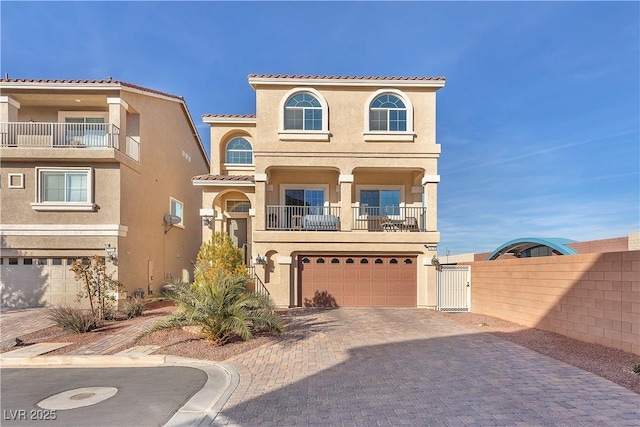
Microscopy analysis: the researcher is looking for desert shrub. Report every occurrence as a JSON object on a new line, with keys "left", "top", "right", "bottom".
{"left": 633, "top": 364, "right": 640, "bottom": 374}
{"left": 70, "top": 256, "right": 123, "bottom": 322}
{"left": 194, "top": 232, "right": 248, "bottom": 285}
{"left": 49, "top": 306, "right": 101, "bottom": 334}
{"left": 140, "top": 272, "right": 284, "bottom": 345}
{"left": 121, "top": 297, "right": 146, "bottom": 319}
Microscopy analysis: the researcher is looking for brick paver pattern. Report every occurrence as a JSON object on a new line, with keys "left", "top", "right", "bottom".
{"left": 220, "top": 308, "right": 640, "bottom": 426}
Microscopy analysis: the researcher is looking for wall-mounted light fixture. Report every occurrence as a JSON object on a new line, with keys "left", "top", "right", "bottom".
{"left": 425, "top": 245, "right": 438, "bottom": 251}
{"left": 202, "top": 216, "right": 213, "bottom": 228}
{"left": 431, "top": 255, "right": 440, "bottom": 267}
{"left": 105, "top": 242, "right": 117, "bottom": 261}
{"left": 254, "top": 254, "right": 267, "bottom": 265}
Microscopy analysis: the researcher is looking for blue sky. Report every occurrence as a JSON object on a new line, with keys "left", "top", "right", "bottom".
{"left": 2, "top": 1, "right": 638, "bottom": 255}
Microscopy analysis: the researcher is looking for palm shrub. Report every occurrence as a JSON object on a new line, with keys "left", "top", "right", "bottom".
{"left": 140, "top": 272, "right": 284, "bottom": 345}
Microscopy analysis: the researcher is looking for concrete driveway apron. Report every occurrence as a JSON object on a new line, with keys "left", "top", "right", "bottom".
{"left": 219, "top": 308, "right": 640, "bottom": 426}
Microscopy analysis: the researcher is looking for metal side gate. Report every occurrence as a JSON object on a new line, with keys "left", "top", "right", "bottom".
{"left": 437, "top": 265, "right": 471, "bottom": 312}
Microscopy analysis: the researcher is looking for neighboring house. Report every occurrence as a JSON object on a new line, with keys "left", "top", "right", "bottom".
{"left": 0, "top": 78, "right": 209, "bottom": 308}
{"left": 194, "top": 74, "right": 445, "bottom": 308}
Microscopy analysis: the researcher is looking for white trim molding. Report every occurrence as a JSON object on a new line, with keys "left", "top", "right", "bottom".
{"left": 422, "top": 175, "right": 441, "bottom": 185}
{"left": 0, "top": 96, "right": 20, "bottom": 108}
{"left": 277, "top": 256, "right": 293, "bottom": 265}
{"left": 254, "top": 173, "right": 268, "bottom": 182}
{"left": 107, "top": 97, "right": 130, "bottom": 111}
{"left": 363, "top": 88, "right": 414, "bottom": 136}
{"left": 338, "top": 174, "right": 354, "bottom": 184}
{"left": 0, "top": 224, "right": 128, "bottom": 237}
{"left": 8, "top": 173, "right": 24, "bottom": 189}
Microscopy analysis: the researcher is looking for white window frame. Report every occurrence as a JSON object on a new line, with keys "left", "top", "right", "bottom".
{"left": 278, "top": 88, "right": 330, "bottom": 141}
{"left": 170, "top": 197, "right": 185, "bottom": 228}
{"left": 355, "top": 184, "right": 405, "bottom": 220}
{"left": 363, "top": 89, "right": 415, "bottom": 142}
{"left": 8, "top": 173, "right": 24, "bottom": 189}
{"left": 223, "top": 137, "right": 255, "bottom": 170}
{"left": 31, "top": 167, "right": 95, "bottom": 211}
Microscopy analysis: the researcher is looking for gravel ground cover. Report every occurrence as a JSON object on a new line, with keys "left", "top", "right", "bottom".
{"left": 5, "top": 303, "right": 639, "bottom": 394}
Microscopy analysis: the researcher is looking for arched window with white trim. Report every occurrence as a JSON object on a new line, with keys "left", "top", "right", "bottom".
{"left": 278, "top": 88, "right": 330, "bottom": 141}
{"left": 285, "top": 92, "right": 322, "bottom": 130}
{"left": 369, "top": 94, "right": 407, "bottom": 131}
{"left": 363, "top": 89, "right": 414, "bottom": 142}
{"left": 225, "top": 137, "right": 253, "bottom": 164}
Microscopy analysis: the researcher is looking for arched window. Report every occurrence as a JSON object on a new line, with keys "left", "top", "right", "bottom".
{"left": 284, "top": 92, "right": 322, "bottom": 130}
{"left": 374, "top": 258, "right": 383, "bottom": 264}
{"left": 331, "top": 258, "right": 340, "bottom": 264}
{"left": 317, "top": 257, "right": 325, "bottom": 264}
{"left": 369, "top": 94, "right": 406, "bottom": 131}
{"left": 225, "top": 137, "right": 253, "bottom": 164}
{"left": 346, "top": 258, "right": 355, "bottom": 264}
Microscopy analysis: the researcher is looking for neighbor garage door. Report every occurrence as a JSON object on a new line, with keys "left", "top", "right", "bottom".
{"left": 0, "top": 257, "right": 86, "bottom": 308}
{"left": 299, "top": 255, "right": 417, "bottom": 307}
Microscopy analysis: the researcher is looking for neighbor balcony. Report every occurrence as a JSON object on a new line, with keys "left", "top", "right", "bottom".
{"left": 0, "top": 122, "right": 139, "bottom": 161}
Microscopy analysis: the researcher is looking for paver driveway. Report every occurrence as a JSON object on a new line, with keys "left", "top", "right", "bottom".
{"left": 220, "top": 308, "right": 639, "bottom": 426}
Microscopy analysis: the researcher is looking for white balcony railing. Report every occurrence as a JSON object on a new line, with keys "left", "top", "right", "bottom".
{"left": 352, "top": 206, "right": 427, "bottom": 232}
{"left": 266, "top": 205, "right": 341, "bottom": 231}
{"left": 0, "top": 122, "right": 120, "bottom": 148}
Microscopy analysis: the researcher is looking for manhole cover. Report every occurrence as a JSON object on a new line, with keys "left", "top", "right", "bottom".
{"left": 38, "top": 387, "right": 118, "bottom": 410}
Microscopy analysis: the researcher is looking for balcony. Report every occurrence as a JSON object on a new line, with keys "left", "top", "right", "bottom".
{"left": 264, "top": 205, "right": 428, "bottom": 232}
{"left": 0, "top": 122, "right": 139, "bottom": 161}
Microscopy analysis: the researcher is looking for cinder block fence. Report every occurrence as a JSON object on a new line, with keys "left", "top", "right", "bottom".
{"left": 468, "top": 250, "right": 640, "bottom": 355}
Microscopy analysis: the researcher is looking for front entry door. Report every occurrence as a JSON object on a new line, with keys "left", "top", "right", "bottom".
{"left": 227, "top": 218, "right": 247, "bottom": 248}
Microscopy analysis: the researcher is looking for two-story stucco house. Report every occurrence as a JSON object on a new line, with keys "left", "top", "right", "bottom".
{"left": 0, "top": 78, "right": 209, "bottom": 308}
{"left": 195, "top": 74, "right": 445, "bottom": 308}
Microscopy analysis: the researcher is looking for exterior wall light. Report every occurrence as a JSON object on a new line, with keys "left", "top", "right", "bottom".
{"left": 105, "top": 242, "right": 117, "bottom": 261}
{"left": 254, "top": 254, "right": 267, "bottom": 265}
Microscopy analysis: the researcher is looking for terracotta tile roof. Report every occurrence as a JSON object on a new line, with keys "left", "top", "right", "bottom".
{"left": 0, "top": 78, "right": 184, "bottom": 100}
{"left": 248, "top": 74, "right": 446, "bottom": 81}
{"left": 202, "top": 114, "right": 256, "bottom": 118}
{"left": 192, "top": 174, "right": 255, "bottom": 182}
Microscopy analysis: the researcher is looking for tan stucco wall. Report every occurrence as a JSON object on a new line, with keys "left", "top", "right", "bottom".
{"left": 469, "top": 251, "right": 640, "bottom": 355}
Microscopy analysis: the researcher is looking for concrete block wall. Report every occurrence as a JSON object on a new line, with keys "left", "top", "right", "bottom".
{"left": 470, "top": 250, "right": 640, "bottom": 355}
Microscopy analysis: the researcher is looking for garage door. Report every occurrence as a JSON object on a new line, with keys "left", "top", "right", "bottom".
{"left": 299, "top": 255, "right": 417, "bottom": 307}
{"left": 0, "top": 257, "right": 86, "bottom": 308}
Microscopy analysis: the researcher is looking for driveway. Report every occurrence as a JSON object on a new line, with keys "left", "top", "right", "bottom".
{"left": 220, "top": 308, "right": 640, "bottom": 426}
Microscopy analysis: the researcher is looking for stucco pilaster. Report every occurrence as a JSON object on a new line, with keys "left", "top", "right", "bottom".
{"left": 0, "top": 96, "right": 20, "bottom": 122}
{"left": 107, "top": 97, "right": 128, "bottom": 149}
{"left": 338, "top": 174, "right": 354, "bottom": 231}
{"left": 254, "top": 178, "right": 267, "bottom": 231}
{"left": 422, "top": 175, "right": 440, "bottom": 231}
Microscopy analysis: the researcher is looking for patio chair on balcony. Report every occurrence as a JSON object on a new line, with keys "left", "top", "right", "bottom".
{"left": 402, "top": 217, "right": 418, "bottom": 231}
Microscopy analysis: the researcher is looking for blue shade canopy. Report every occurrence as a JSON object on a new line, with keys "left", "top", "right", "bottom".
{"left": 487, "top": 237, "right": 578, "bottom": 260}
{"left": 371, "top": 94, "right": 405, "bottom": 109}
{"left": 286, "top": 93, "right": 321, "bottom": 107}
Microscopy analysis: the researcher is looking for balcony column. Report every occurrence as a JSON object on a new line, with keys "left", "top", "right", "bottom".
{"left": 107, "top": 97, "right": 128, "bottom": 149}
{"left": 254, "top": 173, "right": 268, "bottom": 231}
{"left": 338, "top": 174, "right": 354, "bottom": 231}
{"left": 0, "top": 96, "right": 20, "bottom": 122}
{"left": 422, "top": 174, "right": 440, "bottom": 231}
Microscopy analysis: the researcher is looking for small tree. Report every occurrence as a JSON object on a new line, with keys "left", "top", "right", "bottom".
{"left": 71, "top": 256, "right": 123, "bottom": 322}
{"left": 194, "top": 232, "right": 248, "bottom": 286}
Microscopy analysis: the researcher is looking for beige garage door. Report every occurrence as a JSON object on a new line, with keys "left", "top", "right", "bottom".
{"left": 299, "top": 255, "right": 417, "bottom": 307}
{"left": 0, "top": 257, "right": 85, "bottom": 308}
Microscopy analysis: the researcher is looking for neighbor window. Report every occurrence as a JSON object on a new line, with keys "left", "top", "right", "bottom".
{"left": 225, "top": 137, "right": 253, "bottom": 164}
{"left": 32, "top": 168, "right": 93, "bottom": 211}
{"left": 170, "top": 197, "right": 184, "bottom": 227}
{"left": 284, "top": 92, "right": 322, "bottom": 130}
{"left": 360, "top": 189, "right": 400, "bottom": 216}
{"left": 369, "top": 94, "right": 407, "bottom": 131}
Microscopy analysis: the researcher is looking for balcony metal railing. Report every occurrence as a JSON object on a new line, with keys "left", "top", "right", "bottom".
{"left": 0, "top": 122, "right": 120, "bottom": 149}
{"left": 266, "top": 205, "right": 341, "bottom": 231}
{"left": 352, "top": 206, "right": 427, "bottom": 232}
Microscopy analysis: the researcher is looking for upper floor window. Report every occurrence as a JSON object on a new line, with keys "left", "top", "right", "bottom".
{"left": 225, "top": 137, "right": 253, "bottom": 164}
{"left": 31, "top": 167, "right": 95, "bottom": 211}
{"left": 369, "top": 94, "right": 406, "bottom": 131}
{"left": 278, "top": 88, "right": 330, "bottom": 141}
{"left": 363, "top": 89, "right": 414, "bottom": 142}
{"left": 284, "top": 93, "right": 322, "bottom": 130}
